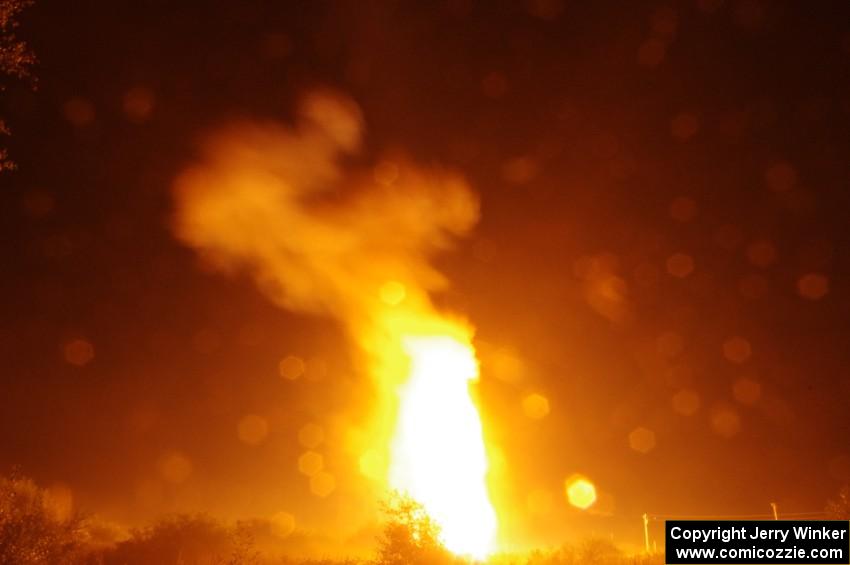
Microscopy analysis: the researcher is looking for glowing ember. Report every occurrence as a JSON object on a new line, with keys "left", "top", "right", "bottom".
{"left": 389, "top": 333, "right": 497, "bottom": 559}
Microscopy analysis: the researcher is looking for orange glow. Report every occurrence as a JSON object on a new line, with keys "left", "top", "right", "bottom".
{"left": 389, "top": 332, "right": 497, "bottom": 559}
{"left": 565, "top": 475, "right": 597, "bottom": 510}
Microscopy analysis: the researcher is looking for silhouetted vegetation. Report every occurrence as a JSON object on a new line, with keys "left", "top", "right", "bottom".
{"left": 0, "top": 473, "right": 87, "bottom": 564}
{"left": 375, "top": 493, "right": 461, "bottom": 565}
{"left": 825, "top": 484, "right": 850, "bottom": 520}
{"left": 0, "top": 0, "right": 36, "bottom": 171}
{"left": 0, "top": 473, "right": 666, "bottom": 565}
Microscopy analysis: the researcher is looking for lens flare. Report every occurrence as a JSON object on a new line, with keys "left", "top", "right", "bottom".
{"left": 388, "top": 333, "right": 497, "bottom": 558}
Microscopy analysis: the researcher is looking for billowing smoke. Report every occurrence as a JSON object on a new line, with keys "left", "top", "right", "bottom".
{"left": 172, "top": 90, "right": 479, "bottom": 332}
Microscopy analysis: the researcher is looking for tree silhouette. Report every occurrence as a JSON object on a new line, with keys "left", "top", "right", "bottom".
{"left": 374, "top": 493, "right": 458, "bottom": 565}
{"left": 0, "top": 473, "right": 86, "bottom": 564}
{"left": 825, "top": 484, "right": 850, "bottom": 520}
{"left": 0, "top": 0, "right": 35, "bottom": 171}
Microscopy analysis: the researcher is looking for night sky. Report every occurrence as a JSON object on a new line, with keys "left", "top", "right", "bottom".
{"left": 2, "top": 0, "right": 850, "bottom": 552}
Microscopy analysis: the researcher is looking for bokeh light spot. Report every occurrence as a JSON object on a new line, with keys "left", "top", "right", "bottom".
{"left": 237, "top": 414, "right": 269, "bottom": 446}
{"left": 379, "top": 280, "right": 407, "bottom": 306}
{"left": 671, "top": 113, "right": 699, "bottom": 140}
{"left": 637, "top": 38, "right": 667, "bottom": 67}
{"left": 271, "top": 511, "right": 296, "bottom": 538}
{"left": 765, "top": 161, "right": 797, "bottom": 192}
{"left": 797, "top": 273, "right": 829, "bottom": 300}
{"left": 298, "top": 423, "right": 324, "bottom": 449}
{"left": 711, "top": 407, "right": 741, "bottom": 438}
{"left": 482, "top": 71, "right": 508, "bottom": 98}
{"left": 565, "top": 475, "right": 597, "bottom": 510}
{"left": 666, "top": 253, "right": 695, "bottom": 278}
{"left": 373, "top": 160, "right": 399, "bottom": 186}
{"left": 732, "top": 377, "right": 762, "bottom": 405}
{"left": 628, "top": 427, "right": 656, "bottom": 454}
{"left": 309, "top": 471, "right": 336, "bottom": 497}
{"left": 722, "top": 336, "right": 752, "bottom": 364}
{"left": 746, "top": 239, "right": 777, "bottom": 268}
{"left": 158, "top": 451, "right": 193, "bottom": 484}
{"left": 669, "top": 196, "right": 698, "bottom": 222}
{"left": 656, "top": 331, "right": 684, "bottom": 357}
{"left": 63, "top": 338, "right": 94, "bottom": 367}
{"left": 522, "top": 393, "right": 550, "bottom": 420}
{"left": 672, "top": 389, "right": 701, "bottom": 416}
{"left": 358, "top": 449, "right": 386, "bottom": 480}
{"left": 298, "top": 451, "right": 324, "bottom": 477}
{"left": 502, "top": 156, "right": 539, "bottom": 184}
{"left": 63, "top": 98, "right": 95, "bottom": 127}
{"left": 279, "top": 355, "right": 305, "bottom": 380}
{"left": 123, "top": 87, "right": 155, "bottom": 122}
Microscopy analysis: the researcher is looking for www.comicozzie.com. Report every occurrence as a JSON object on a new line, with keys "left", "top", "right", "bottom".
{"left": 665, "top": 520, "right": 850, "bottom": 564}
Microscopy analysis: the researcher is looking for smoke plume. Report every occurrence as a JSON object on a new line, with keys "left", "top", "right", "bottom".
{"left": 172, "top": 90, "right": 479, "bottom": 332}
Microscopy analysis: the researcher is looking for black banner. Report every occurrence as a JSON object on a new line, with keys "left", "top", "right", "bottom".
{"left": 665, "top": 520, "right": 849, "bottom": 564}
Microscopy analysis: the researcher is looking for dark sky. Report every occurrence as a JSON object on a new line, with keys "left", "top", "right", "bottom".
{"left": 2, "top": 0, "right": 850, "bottom": 552}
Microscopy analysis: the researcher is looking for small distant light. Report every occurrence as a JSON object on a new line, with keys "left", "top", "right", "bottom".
{"left": 765, "top": 161, "right": 797, "bottom": 192}
{"left": 565, "top": 475, "right": 597, "bottom": 510}
{"left": 670, "top": 113, "right": 699, "bottom": 141}
{"left": 669, "top": 196, "right": 698, "bottom": 222}
{"left": 237, "top": 414, "right": 269, "bottom": 446}
{"left": 270, "top": 511, "right": 296, "bottom": 538}
{"left": 797, "top": 273, "right": 829, "bottom": 300}
{"left": 63, "top": 338, "right": 94, "bottom": 367}
{"left": 63, "top": 98, "right": 95, "bottom": 127}
{"left": 158, "top": 451, "right": 193, "bottom": 484}
{"left": 298, "top": 423, "right": 324, "bottom": 449}
{"left": 628, "top": 427, "right": 656, "bottom": 454}
{"left": 666, "top": 253, "right": 695, "bottom": 278}
{"left": 309, "top": 471, "right": 336, "bottom": 497}
{"left": 522, "top": 393, "right": 550, "bottom": 420}
{"left": 722, "top": 336, "right": 752, "bottom": 364}
{"left": 711, "top": 407, "right": 741, "bottom": 438}
{"left": 672, "top": 389, "right": 701, "bottom": 416}
{"left": 637, "top": 38, "right": 667, "bottom": 68}
{"left": 732, "top": 378, "right": 762, "bottom": 405}
{"left": 298, "top": 451, "right": 323, "bottom": 477}
{"left": 279, "top": 355, "right": 305, "bottom": 380}
{"left": 379, "top": 280, "right": 407, "bottom": 306}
